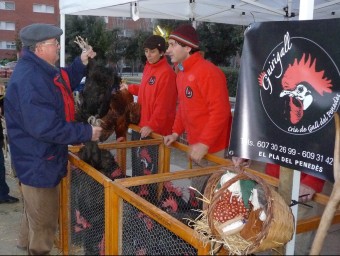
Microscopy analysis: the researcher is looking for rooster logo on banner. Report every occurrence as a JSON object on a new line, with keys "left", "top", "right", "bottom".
{"left": 258, "top": 32, "right": 340, "bottom": 135}
{"left": 278, "top": 54, "right": 332, "bottom": 124}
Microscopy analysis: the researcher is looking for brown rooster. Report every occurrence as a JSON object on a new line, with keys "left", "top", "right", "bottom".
{"left": 99, "top": 88, "right": 141, "bottom": 142}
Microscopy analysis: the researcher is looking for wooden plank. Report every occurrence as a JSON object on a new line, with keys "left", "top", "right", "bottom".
{"left": 116, "top": 165, "right": 228, "bottom": 187}
{"left": 68, "top": 152, "right": 116, "bottom": 186}
{"left": 313, "top": 188, "right": 340, "bottom": 210}
{"left": 64, "top": 133, "right": 340, "bottom": 255}
{"left": 104, "top": 179, "right": 115, "bottom": 255}
{"left": 128, "top": 124, "right": 164, "bottom": 140}
{"left": 156, "top": 143, "right": 165, "bottom": 200}
{"left": 116, "top": 148, "right": 127, "bottom": 176}
{"left": 59, "top": 173, "right": 69, "bottom": 255}
{"left": 111, "top": 181, "right": 204, "bottom": 249}
{"left": 296, "top": 211, "right": 340, "bottom": 233}
{"left": 68, "top": 138, "right": 163, "bottom": 153}
{"left": 162, "top": 144, "right": 171, "bottom": 173}
{"left": 105, "top": 180, "right": 115, "bottom": 255}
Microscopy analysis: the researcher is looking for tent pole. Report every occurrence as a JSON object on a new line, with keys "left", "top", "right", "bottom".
{"left": 285, "top": 1, "right": 315, "bottom": 255}
{"left": 60, "top": 14, "right": 66, "bottom": 68}
{"left": 299, "top": 0, "right": 315, "bottom": 20}
{"left": 191, "top": 20, "right": 197, "bottom": 28}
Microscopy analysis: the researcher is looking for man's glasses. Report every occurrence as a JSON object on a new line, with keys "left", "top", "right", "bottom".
{"left": 40, "top": 40, "right": 59, "bottom": 47}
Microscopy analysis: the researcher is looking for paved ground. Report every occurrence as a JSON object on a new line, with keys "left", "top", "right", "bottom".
{"left": 0, "top": 155, "right": 62, "bottom": 255}
{"left": 0, "top": 169, "right": 24, "bottom": 255}
{"left": 1, "top": 153, "right": 339, "bottom": 255}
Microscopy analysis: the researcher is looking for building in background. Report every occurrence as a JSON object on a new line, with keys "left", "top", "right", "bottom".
{"left": 0, "top": 0, "right": 153, "bottom": 60}
{"left": 0, "top": 0, "right": 59, "bottom": 60}
{"left": 107, "top": 17, "right": 153, "bottom": 37}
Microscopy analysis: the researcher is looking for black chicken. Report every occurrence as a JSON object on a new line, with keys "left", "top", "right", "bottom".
{"left": 71, "top": 141, "right": 125, "bottom": 255}
{"left": 75, "top": 61, "right": 117, "bottom": 123}
{"left": 74, "top": 59, "right": 140, "bottom": 141}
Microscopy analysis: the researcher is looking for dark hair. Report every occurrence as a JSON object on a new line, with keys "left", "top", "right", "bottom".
{"left": 176, "top": 41, "right": 200, "bottom": 55}
{"left": 143, "top": 35, "right": 166, "bottom": 53}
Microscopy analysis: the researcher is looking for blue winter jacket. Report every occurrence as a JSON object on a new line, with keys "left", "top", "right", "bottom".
{"left": 4, "top": 48, "right": 92, "bottom": 188}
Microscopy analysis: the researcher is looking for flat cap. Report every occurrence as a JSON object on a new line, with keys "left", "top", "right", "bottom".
{"left": 20, "top": 23, "right": 63, "bottom": 47}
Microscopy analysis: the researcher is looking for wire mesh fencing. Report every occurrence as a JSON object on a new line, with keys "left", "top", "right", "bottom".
{"left": 46, "top": 122, "right": 340, "bottom": 256}
{"left": 61, "top": 126, "right": 232, "bottom": 255}
{"left": 69, "top": 168, "right": 106, "bottom": 255}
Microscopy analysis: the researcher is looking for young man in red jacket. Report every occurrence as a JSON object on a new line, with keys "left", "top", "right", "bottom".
{"left": 121, "top": 35, "right": 177, "bottom": 137}
{"left": 164, "top": 24, "right": 232, "bottom": 164}
{"left": 121, "top": 35, "right": 177, "bottom": 199}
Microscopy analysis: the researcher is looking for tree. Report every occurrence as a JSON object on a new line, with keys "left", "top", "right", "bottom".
{"left": 105, "top": 28, "right": 125, "bottom": 65}
{"left": 64, "top": 16, "right": 244, "bottom": 68}
{"left": 153, "top": 19, "right": 244, "bottom": 66}
{"left": 65, "top": 16, "right": 112, "bottom": 64}
{"left": 197, "top": 22, "right": 244, "bottom": 66}
{"left": 124, "top": 31, "right": 150, "bottom": 74}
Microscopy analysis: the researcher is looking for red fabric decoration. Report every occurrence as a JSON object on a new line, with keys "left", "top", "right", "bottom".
{"left": 54, "top": 69, "right": 75, "bottom": 122}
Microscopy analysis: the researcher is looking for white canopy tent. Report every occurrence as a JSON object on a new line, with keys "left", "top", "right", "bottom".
{"left": 59, "top": 0, "right": 340, "bottom": 25}
{"left": 58, "top": 1, "right": 338, "bottom": 254}
{"left": 58, "top": 0, "right": 340, "bottom": 66}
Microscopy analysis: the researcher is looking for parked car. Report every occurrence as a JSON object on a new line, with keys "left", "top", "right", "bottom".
{"left": 4, "top": 61, "right": 17, "bottom": 69}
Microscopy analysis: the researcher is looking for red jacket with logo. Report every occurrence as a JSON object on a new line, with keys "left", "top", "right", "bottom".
{"left": 173, "top": 52, "right": 232, "bottom": 153}
{"left": 128, "top": 57, "right": 177, "bottom": 135}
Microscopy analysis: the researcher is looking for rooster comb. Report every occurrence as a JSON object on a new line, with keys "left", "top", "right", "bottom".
{"left": 282, "top": 53, "right": 332, "bottom": 95}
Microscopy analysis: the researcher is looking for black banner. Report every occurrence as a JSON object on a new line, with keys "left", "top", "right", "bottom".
{"left": 229, "top": 18, "right": 340, "bottom": 183}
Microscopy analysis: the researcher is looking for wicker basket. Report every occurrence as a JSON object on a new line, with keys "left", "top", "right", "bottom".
{"left": 204, "top": 167, "right": 294, "bottom": 255}
{"left": 202, "top": 169, "right": 228, "bottom": 211}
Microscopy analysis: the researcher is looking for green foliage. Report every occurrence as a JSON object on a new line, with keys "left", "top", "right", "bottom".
{"left": 125, "top": 31, "right": 152, "bottom": 61}
{"left": 124, "top": 31, "right": 150, "bottom": 72}
{"left": 65, "top": 16, "right": 112, "bottom": 64}
{"left": 105, "top": 28, "right": 126, "bottom": 63}
{"left": 65, "top": 16, "right": 150, "bottom": 71}
{"left": 219, "top": 66, "right": 239, "bottom": 97}
{"left": 154, "top": 20, "right": 244, "bottom": 67}
{"left": 197, "top": 23, "right": 244, "bottom": 66}
{"left": 62, "top": 17, "right": 244, "bottom": 76}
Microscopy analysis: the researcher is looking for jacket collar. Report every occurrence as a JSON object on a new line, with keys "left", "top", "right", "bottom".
{"left": 145, "top": 55, "right": 167, "bottom": 68}
{"left": 21, "top": 48, "right": 59, "bottom": 77}
{"left": 179, "top": 52, "right": 202, "bottom": 72}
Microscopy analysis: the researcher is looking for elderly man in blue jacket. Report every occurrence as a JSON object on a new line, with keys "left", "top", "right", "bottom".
{"left": 4, "top": 23, "right": 102, "bottom": 255}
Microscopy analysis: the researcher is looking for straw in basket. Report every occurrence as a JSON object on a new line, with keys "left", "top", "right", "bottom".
{"left": 197, "top": 167, "right": 294, "bottom": 255}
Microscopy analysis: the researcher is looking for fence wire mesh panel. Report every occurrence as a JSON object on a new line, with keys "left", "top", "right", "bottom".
{"left": 69, "top": 167, "right": 105, "bottom": 255}
{"left": 169, "top": 146, "right": 221, "bottom": 172}
{"left": 121, "top": 174, "right": 213, "bottom": 255}
{"left": 122, "top": 202, "right": 197, "bottom": 255}
{"left": 64, "top": 131, "right": 231, "bottom": 255}
{"left": 130, "top": 130, "right": 159, "bottom": 178}
{"left": 122, "top": 175, "right": 209, "bottom": 255}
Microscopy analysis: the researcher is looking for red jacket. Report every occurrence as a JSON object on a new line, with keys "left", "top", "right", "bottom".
{"left": 128, "top": 57, "right": 177, "bottom": 136}
{"left": 173, "top": 52, "right": 232, "bottom": 153}
{"left": 265, "top": 163, "right": 325, "bottom": 192}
